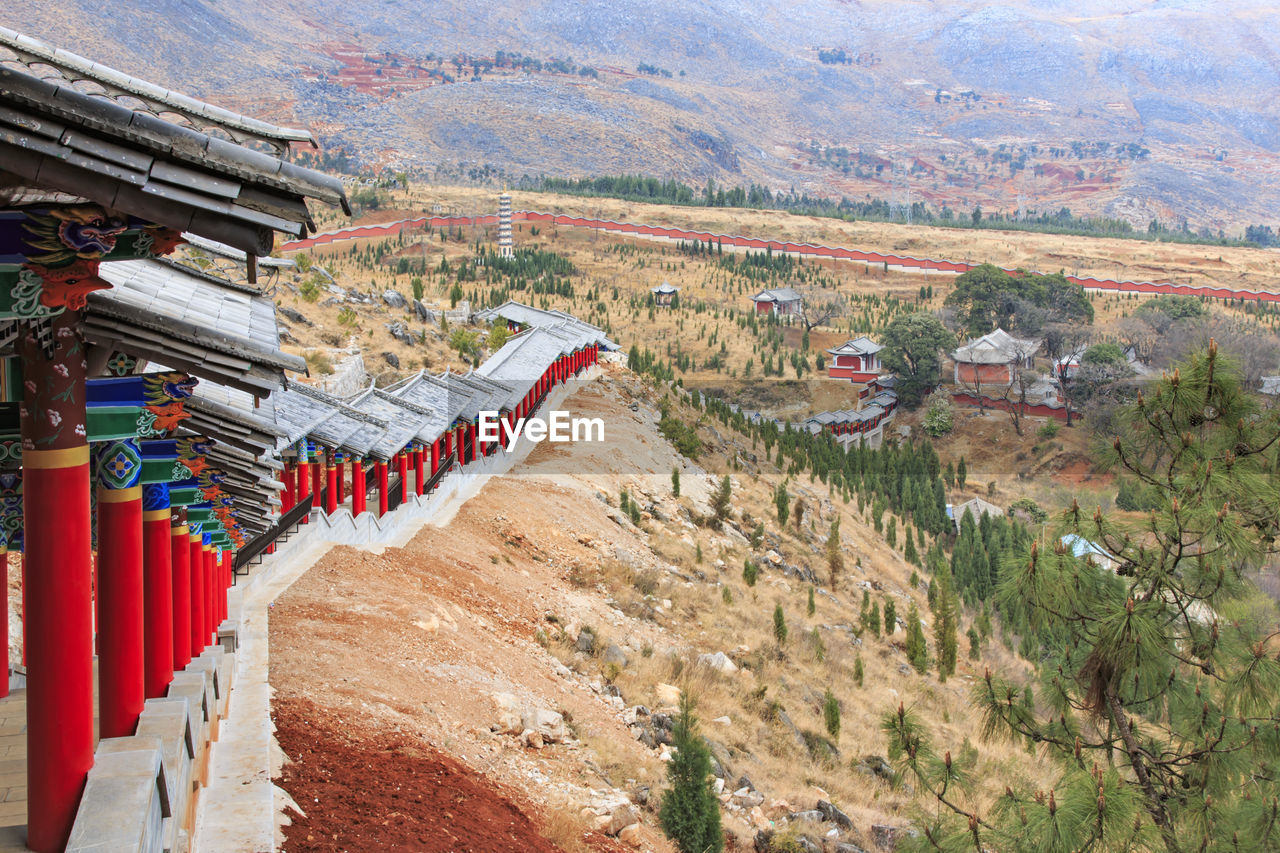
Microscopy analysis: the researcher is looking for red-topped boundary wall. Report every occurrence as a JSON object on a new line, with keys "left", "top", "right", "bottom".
{"left": 281, "top": 212, "right": 1280, "bottom": 304}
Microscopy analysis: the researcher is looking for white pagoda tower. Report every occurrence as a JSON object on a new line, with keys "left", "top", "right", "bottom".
{"left": 498, "top": 192, "right": 514, "bottom": 258}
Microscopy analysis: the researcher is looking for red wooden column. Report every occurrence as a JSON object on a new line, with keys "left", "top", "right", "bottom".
{"left": 142, "top": 484, "right": 173, "bottom": 698}
{"left": 202, "top": 539, "right": 214, "bottom": 642}
{"left": 94, "top": 439, "right": 145, "bottom": 739}
{"left": 170, "top": 516, "right": 191, "bottom": 670}
{"left": 351, "top": 458, "right": 366, "bottom": 516}
{"left": 455, "top": 425, "right": 466, "bottom": 466}
{"left": 20, "top": 311, "right": 95, "bottom": 852}
{"left": 468, "top": 423, "right": 478, "bottom": 464}
{"left": 397, "top": 450, "right": 409, "bottom": 502}
{"left": 376, "top": 460, "right": 389, "bottom": 516}
{"left": 414, "top": 445, "right": 425, "bottom": 496}
{"left": 430, "top": 436, "right": 440, "bottom": 478}
{"left": 188, "top": 528, "right": 205, "bottom": 659}
{"left": 310, "top": 445, "right": 323, "bottom": 502}
{"left": 325, "top": 455, "right": 337, "bottom": 515}
{"left": 280, "top": 461, "right": 295, "bottom": 513}
{"left": 295, "top": 445, "right": 310, "bottom": 524}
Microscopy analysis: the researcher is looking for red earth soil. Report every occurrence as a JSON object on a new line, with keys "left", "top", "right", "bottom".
{"left": 275, "top": 697, "right": 565, "bottom": 853}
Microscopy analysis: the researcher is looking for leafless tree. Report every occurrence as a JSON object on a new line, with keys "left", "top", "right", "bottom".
{"left": 1041, "top": 322, "right": 1092, "bottom": 426}
{"left": 795, "top": 286, "right": 846, "bottom": 333}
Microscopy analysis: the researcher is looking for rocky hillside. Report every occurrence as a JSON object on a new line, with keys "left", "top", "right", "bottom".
{"left": 5, "top": 1, "right": 1280, "bottom": 230}
{"left": 269, "top": 369, "right": 1046, "bottom": 852}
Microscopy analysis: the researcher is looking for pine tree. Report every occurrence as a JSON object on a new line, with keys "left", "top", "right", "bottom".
{"left": 807, "top": 585, "right": 816, "bottom": 616}
{"left": 868, "top": 601, "right": 881, "bottom": 637}
{"left": 853, "top": 655, "right": 864, "bottom": 687}
{"left": 750, "top": 522, "right": 764, "bottom": 549}
{"left": 772, "top": 603, "right": 788, "bottom": 645}
{"left": 886, "top": 516, "right": 897, "bottom": 548}
{"left": 956, "top": 456, "right": 967, "bottom": 489}
{"left": 774, "top": 482, "right": 790, "bottom": 525}
{"left": 659, "top": 692, "right": 723, "bottom": 853}
{"left": 930, "top": 556, "right": 959, "bottom": 681}
{"left": 826, "top": 518, "right": 843, "bottom": 589}
{"left": 711, "top": 474, "right": 731, "bottom": 523}
{"left": 883, "top": 344, "right": 1280, "bottom": 852}
{"left": 903, "top": 530, "right": 919, "bottom": 565}
{"left": 966, "top": 626, "right": 980, "bottom": 660}
{"left": 742, "top": 558, "right": 757, "bottom": 587}
{"left": 883, "top": 597, "right": 897, "bottom": 635}
{"left": 905, "top": 602, "right": 927, "bottom": 674}
{"left": 671, "top": 466, "right": 681, "bottom": 497}
{"left": 823, "top": 690, "right": 841, "bottom": 740}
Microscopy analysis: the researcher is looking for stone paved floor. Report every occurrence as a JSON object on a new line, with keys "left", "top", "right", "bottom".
{"left": 0, "top": 689, "right": 27, "bottom": 851}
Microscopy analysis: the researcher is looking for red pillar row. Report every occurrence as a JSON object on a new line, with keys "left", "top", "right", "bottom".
{"left": 430, "top": 437, "right": 441, "bottom": 479}
{"left": 414, "top": 446, "right": 425, "bottom": 496}
{"left": 335, "top": 455, "right": 345, "bottom": 505}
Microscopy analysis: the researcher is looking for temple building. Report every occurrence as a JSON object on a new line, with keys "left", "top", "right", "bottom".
{"left": 0, "top": 25, "right": 614, "bottom": 852}
{"left": 750, "top": 286, "right": 802, "bottom": 316}
{"left": 651, "top": 281, "right": 680, "bottom": 307}
{"left": 825, "top": 337, "right": 883, "bottom": 383}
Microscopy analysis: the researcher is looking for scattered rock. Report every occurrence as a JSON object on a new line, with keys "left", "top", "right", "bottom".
{"left": 381, "top": 351, "right": 400, "bottom": 369}
{"left": 576, "top": 629, "right": 596, "bottom": 654}
{"left": 490, "top": 692, "right": 523, "bottom": 735}
{"left": 385, "top": 321, "right": 415, "bottom": 345}
{"left": 607, "top": 805, "right": 638, "bottom": 836}
{"left": 856, "top": 755, "right": 894, "bottom": 781}
{"left": 834, "top": 843, "right": 870, "bottom": 853}
{"left": 524, "top": 730, "right": 544, "bottom": 749}
{"left": 817, "top": 800, "right": 854, "bottom": 831}
{"left": 278, "top": 306, "right": 312, "bottom": 326}
{"left": 522, "top": 708, "right": 568, "bottom": 743}
{"left": 698, "top": 651, "right": 738, "bottom": 674}
{"left": 382, "top": 289, "right": 408, "bottom": 309}
{"left": 602, "top": 644, "right": 628, "bottom": 668}
{"left": 617, "top": 823, "right": 642, "bottom": 847}
{"left": 871, "top": 824, "right": 917, "bottom": 850}
{"left": 655, "top": 683, "right": 681, "bottom": 708}
{"left": 787, "top": 809, "right": 824, "bottom": 824}
{"left": 412, "top": 299, "right": 434, "bottom": 323}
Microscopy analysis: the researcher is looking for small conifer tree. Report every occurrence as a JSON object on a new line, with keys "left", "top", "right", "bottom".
{"left": 823, "top": 690, "right": 841, "bottom": 739}
{"left": 671, "top": 466, "right": 681, "bottom": 497}
{"left": 772, "top": 604, "right": 788, "bottom": 645}
{"left": 868, "top": 601, "right": 881, "bottom": 637}
{"left": 807, "top": 585, "right": 816, "bottom": 616}
{"left": 826, "top": 518, "right": 843, "bottom": 589}
{"left": 883, "top": 597, "right": 897, "bottom": 635}
{"left": 660, "top": 692, "right": 723, "bottom": 853}
{"left": 742, "top": 559, "right": 758, "bottom": 586}
{"left": 853, "top": 655, "right": 864, "bottom": 687}
{"left": 905, "top": 602, "right": 928, "bottom": 674}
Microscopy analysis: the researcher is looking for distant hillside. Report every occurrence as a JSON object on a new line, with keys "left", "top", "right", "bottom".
{"left": 5, "top": 0, "right": 1280, "bottom": 232}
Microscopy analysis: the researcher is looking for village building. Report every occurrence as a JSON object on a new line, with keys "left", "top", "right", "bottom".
{"left": 951, "top": 328, "right": 1041, "bottom": 386}
{"left": 826, "top": 337, "right": 883, "bottom": 382}
{"left": 651, "top": 281, "right": 680, "bottom": 306}
{"left": 948, "top": 497, "right": 1005, "bottom": 530}
{"left": 750, "top": 286, "right": 803, "bottom": 316}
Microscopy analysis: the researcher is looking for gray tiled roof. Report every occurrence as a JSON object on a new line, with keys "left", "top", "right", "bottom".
{"left": 86, "top": 258, "right": 303, "bottom": 394}
{"left": 473, "top": 301, "right": 617, "bottom": 349}
{"left": 346, "top": 385, "right": 433, "bottom": 461}
{"left": 0, "top": 28, "right": 348, "bottom": 254}
{"left": 271, "top": 381, "right": 387, "bottom": 457}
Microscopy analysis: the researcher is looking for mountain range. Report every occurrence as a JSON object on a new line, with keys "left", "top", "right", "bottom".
{"left": 5, "top": 0, "right": 1280, "bottom": 231}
